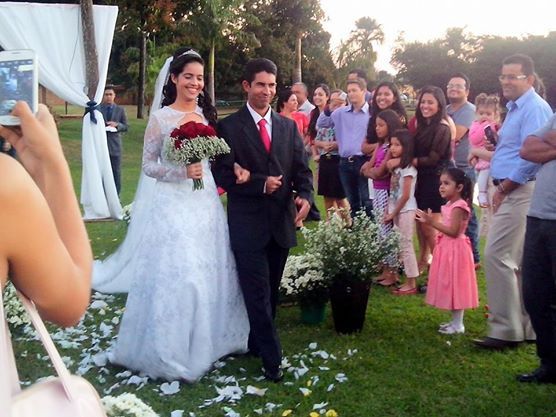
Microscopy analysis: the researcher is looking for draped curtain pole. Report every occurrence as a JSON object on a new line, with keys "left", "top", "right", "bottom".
{"left": 80, "top": 0, "right": 99, "bottom": 99}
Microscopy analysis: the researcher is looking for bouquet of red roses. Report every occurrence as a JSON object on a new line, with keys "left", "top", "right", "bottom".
{"left": 164, "top": 121, "right": 230, "bottom": 190}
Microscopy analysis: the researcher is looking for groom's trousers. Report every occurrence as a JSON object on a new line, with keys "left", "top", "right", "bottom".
{"left": 233, "top": 238, "right": 288, "bottom": 373}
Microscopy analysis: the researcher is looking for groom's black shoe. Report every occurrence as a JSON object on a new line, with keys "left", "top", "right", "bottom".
{"left": 263, "top": 368, "right": 284, "bottom": 383}
{"left": 517, "top": 367, "right": 556, "bottom": 384}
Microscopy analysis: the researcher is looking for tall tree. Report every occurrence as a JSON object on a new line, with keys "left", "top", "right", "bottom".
{"left": 243, "top": 0, "right": 335, "bottom": 88}
{"left": 336, "top": 17, "right": 384, "bottom": 82}
{"left": 184, "top": 0, "right": 260, "bottom": 103}
{"left": 104, "top": 0, "right": 195, "bottom": 117}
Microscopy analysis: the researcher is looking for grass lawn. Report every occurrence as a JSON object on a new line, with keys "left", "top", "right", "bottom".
{"left": 9, "top": 110, "right": 556, "bottom": 417}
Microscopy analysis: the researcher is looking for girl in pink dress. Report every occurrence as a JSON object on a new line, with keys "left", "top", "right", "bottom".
{"left": 416, "top": 167, "right": 478, "bottom": 335}
{"left": 468, "top": 93, "right": 500, "bottom": 208}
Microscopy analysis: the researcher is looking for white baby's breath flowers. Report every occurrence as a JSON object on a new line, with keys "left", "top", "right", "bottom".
{"left": 280, "top": 254, "right": 328, "bottom": 302}
{"left": 101, "top": 393, "right": 159, "bottom": 417}
{"left": 3, "top": 282, "right": 30, "bottom": 329}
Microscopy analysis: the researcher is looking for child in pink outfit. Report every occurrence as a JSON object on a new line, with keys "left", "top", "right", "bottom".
{"left": 468, "top": 93, "right": 500, "bottom": 208}
{"left": 416, "top": 168, "right": 479, "bottom": 335}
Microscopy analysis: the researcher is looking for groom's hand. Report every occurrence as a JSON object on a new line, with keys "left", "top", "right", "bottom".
{"left": 294, "top": 196, "right": 310, "bottom": 224}
{"left": 264, "top": 175, "right": 283, "bottom": 194}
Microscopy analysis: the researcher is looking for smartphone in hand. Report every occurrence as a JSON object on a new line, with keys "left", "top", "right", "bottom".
{"left": 0, "top": 50, "right": 38, "bottom": 126}
{"left": 484, "top": 125, "right": 497, "bottom": 147}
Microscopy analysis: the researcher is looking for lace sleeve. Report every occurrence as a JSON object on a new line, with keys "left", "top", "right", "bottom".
{"left": 142, "top": 113, "right": 187, "bottom": 182}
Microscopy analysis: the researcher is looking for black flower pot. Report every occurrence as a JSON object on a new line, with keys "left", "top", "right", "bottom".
{"left": 329, "top": 279, "right": 371, "bottom": 334}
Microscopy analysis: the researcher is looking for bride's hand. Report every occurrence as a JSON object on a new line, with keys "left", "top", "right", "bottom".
{"left": 186, "top": 162, "right": 203, "bottom": 179}
{"left": 234, "top": 162, "right": 250, "bottom": 184}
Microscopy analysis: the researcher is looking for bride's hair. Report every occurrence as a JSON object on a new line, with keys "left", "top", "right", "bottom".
{"left": 161, "top": 47, "right": 218, "bottom": 127}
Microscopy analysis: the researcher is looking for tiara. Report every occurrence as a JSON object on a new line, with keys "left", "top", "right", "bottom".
{"left": 177, "top": 49, "right": 201, "bottom": 59}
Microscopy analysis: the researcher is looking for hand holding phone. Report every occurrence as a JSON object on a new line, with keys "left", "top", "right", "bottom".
{"left": 0, "top": 50, "right": 38, "bottom": 126}
{"left": 484, "top": 125, "right": 497, "bottom": 148}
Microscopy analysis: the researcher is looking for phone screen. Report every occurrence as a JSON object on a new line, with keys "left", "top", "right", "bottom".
{"left": 0, "top": 58, "right": 34, "bottom": 116}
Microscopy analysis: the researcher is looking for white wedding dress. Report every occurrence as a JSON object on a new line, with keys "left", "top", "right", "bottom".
{"left": 105, "top": 106, "right": 249, "bottom": 381}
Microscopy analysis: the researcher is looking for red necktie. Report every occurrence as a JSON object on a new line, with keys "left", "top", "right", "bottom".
{"left": 258, "top": 119, "right": 271, "bottom": 153}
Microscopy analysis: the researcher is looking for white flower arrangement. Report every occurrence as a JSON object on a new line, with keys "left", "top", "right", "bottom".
{"left": 302, "top": 209, "right": 399, "bottom": 283}
{"left": 280, "top": 254, "right": 328, "bottom": 304}
{"left": 101, "top": 393, "right": 159, "bottom": 417}
{"left": 2, "top": 281, "right": 30, "bottom": 329}
{"left": 122, "top": 203, "right": 133, "bottom": 224}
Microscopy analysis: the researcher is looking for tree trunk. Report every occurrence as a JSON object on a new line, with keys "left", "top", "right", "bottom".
{"left": 208, "top": 38, "right": 216, "bottom": 105}
{"left": 293, "top": 34, "right": 302, "bottom": 84}
{"left": 80, "top": 0, "right": 99, "bottom": 100}
{"left": 137, "top": 29, "right": 147, "bottom": 119}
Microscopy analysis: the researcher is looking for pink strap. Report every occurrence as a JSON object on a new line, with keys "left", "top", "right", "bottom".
{"left": 0, "top": 288, "right": 79, "bottom": 415}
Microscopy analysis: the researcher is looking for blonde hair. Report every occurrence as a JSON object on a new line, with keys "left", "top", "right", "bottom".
{"left": 474, "top": 93, "right": 500, "bottom": 111}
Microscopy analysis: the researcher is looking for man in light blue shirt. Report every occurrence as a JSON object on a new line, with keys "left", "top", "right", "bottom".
{"left": 474, "top": 54, "right": 552, "bottom": 351}
{"left": 317, "top": 77, "right": 372, "bottom": 218}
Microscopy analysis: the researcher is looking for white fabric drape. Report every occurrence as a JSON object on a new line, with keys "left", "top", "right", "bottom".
{"left": 0, "top": 2, "right": 121, "bottom": 219}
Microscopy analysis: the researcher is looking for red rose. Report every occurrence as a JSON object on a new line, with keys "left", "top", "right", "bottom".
{"left": 180, "top": 121, "right": 204, "bottom": 139}
{"left": 173, "top": 138, "right": 183, "bottom": 149}
{"left": 170, "top": 127, "right": 181, "bottom": 139}
{"left": 201, "top": 124, "right": 217, "bottom": 137}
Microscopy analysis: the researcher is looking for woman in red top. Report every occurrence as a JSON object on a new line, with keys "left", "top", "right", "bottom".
{"left": 276, "top": 88, "right": 309, "bottom": 140}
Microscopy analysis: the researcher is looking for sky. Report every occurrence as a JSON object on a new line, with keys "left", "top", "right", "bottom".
{"left": 320, "top": 0, "right": 556, "bottom": 74}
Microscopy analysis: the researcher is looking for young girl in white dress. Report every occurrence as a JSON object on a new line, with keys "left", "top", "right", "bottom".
{"left": 105, "top": 47, "right": 250, "bottom": 381}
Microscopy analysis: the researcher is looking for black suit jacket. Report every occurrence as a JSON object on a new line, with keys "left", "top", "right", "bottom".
{"left": 213, "top": 105, "right": 313, "bottom": 252}
{"left": 98, "top": 103, "right": 128, "bottom": 157}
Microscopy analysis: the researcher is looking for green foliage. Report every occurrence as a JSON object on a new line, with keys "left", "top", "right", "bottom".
{"left": 392, "top": 28, "right": 556, "bottom": 107}
{"left": 336, "top": 17, "right": 385, "bottom": 84}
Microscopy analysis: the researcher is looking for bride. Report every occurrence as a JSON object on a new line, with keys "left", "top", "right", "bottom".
{"left": 96, "top": 47, "right": 249, "bottom": 381}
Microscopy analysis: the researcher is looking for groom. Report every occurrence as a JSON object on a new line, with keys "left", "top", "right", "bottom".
{"left": 213, "top": 58, "right": 313, "bottom": 382}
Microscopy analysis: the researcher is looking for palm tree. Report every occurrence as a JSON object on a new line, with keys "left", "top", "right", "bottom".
{"left": 193, "top": 0, "right": 260, "bottom": 104}
{"left": 337, "top": 17, "right": 385, "bottom": 79}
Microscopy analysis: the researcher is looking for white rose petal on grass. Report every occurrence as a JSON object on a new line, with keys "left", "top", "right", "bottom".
{"left": 170, "top": 411, "right": 184, "bottom": 417}
{"left": 90, "top": 300, "right": 108, "bottom": 310}
{"left": 92, "top": 352, "right": 108, "bottom": 367}
{"left": 335, "top": 373, "right": 348, "bottom": 383}
{"left": 215, "top": 385, "right": 244, "bottom": 402}
{"left": 308, "top": 342, "right": 318, "bottom": 350}
{"left": 116, "top": 370, "right": 132, "bottom": 378}
{"left": 246, "top": 385, "right": 267, "bottom": 397}
{"left": 127, "top": 375, "right": 149, "bottom": 386}
{"left": 299, "top": 387, "right": 312, "bottom": 396}
{"left": 313, "top": 402, "right": 328, "bottom": 410}
{"left": 222, "top": 406, "right": 240, "bottom": 417}
{"left": 160, "top": 380, "right": 180, "bottom": 395}
{"left": 327, "top": 383, "right": 335, "bottom": 392}
{"left": 311, "top": 350, "right": 329, "bottom": 360}
{"left": 264, "top": 403, "right": 280, "bottom": 412}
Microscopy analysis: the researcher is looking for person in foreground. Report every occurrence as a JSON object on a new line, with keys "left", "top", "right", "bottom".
{"left": 213, "top": 58, "right": 313, "bottom": 382}
{"left": 0, "top": 102, "right": 91, "bottom": 326}
{"left": 517, "top": 113, "right": 556, "bottom": 383}
{"left": 416, "top": 168, "right": 479, "bottom": 335}
{"left": 108, "top": 48, "right": 250, "bottom": 382}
